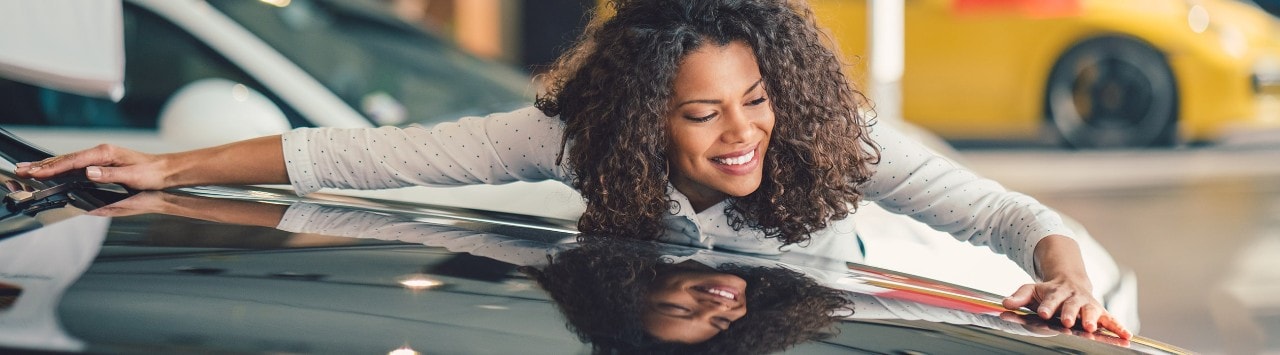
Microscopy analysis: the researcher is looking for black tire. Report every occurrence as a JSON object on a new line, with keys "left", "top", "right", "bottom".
{"left": 1045, "top": 36, "right": 1178, "bottom": 148}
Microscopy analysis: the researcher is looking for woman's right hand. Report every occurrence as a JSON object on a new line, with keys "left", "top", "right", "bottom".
{"left": 15, "top": 144, "right": 172, "bottom": 190}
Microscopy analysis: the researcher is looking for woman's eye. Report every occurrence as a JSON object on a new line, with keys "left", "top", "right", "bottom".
{"left": 747, "top": 97, "right": 767, "bottom": 106}
{"left": 660, "top": 303, "right": 692, "bottom": 314}
{"left": 685, "top": 113, "right": 717, "bottom": 122}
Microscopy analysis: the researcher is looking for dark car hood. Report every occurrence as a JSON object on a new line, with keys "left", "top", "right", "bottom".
{"left": 0, "top": 182, "right": 1188, "bottom": 354}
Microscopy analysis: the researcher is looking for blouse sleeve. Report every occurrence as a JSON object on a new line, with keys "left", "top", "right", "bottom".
{"left": 858, "top": 123, "right": 1074, "bottom": 279}
{"left": 281, "top": 106, "right": 569, "bottom": 195}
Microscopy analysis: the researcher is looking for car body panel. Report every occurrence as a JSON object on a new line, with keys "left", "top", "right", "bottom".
{"left": 0, "top": 169, "right": 1190, "bottom": 354}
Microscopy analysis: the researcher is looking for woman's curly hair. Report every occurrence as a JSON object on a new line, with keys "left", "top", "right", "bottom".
{"left": 535, "top": 0, "right": 880, "bottom": 245}
{"left": 522, "top": 239, "right": 852, "bottom": 354}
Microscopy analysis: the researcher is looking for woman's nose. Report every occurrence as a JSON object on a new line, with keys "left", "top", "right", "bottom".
{"left": 696, "top": 298, "right": 747, "bottom": 318}
{"left": 700, "top": 297, "right": 730, "bottom": 308}
{"left": 697, "top": 296, "right": 743, "bottom": 313}
{"left": 719, "top": 107, "right": 757, "bottom": 143}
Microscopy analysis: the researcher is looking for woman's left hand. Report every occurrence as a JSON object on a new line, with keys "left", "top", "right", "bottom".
{"left": 1001, "top": 276, "right": 1132, "bottom": 340}
{"left": 1002, "top": 234, "right": 1133, "bottom": 340}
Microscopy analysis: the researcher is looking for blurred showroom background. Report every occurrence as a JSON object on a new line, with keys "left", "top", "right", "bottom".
{"left": 3, "top": 0, "right": 1280, "bottom": 353}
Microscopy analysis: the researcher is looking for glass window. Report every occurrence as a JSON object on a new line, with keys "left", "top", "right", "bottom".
{"left": 208, "top": 0, "right": 531, "bottom": 126}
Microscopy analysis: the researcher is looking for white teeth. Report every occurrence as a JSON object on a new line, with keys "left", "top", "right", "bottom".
{"left": 713, "top": 149, "right": 755, "bottom": 166}
{"left": 708, "top": 289, "right": 736, "bottom": 300}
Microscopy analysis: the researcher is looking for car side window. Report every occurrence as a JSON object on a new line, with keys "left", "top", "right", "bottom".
{"left": 0, "top": 3, "right": 307, "bottom": 129}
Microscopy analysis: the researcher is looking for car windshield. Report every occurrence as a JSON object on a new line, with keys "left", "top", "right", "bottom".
{"left": 207, "top": 0, "right": 531, "bottom": 126}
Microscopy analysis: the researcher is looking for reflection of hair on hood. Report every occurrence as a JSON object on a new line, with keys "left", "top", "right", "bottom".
{"left": 521, "top": 239, "right": 852, "bottom": 354}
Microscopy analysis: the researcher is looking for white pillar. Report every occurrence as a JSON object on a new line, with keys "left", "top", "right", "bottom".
{"left": 868, "top": 0, "right": 903, "bottom": 123}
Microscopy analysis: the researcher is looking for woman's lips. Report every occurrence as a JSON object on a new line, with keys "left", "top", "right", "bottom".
{"left": 710, "top": 145, "right": 760, "bottom": 175}
{"left": 712, "top": 148, "right": 755, "bottom": 166}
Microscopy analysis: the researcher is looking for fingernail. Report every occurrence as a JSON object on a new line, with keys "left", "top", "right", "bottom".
{"left": 28, "top": 165, "right": 41, "bottom": 172}
{"left": 16, "top": 162, "right": 30, "bottom": 168}
{"left": 86, "top": 166, "right": 101, "bottom": 179}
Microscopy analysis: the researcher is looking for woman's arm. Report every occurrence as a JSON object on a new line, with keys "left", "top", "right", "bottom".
{"left": 859, "top": 123, "right": 1070, "bottom": 278}
{"left": 857, "top": 124, "right": 1131, "bottom": 339}
{"left": 16, "top": 135, "right": 287, "bottom": 190}
{"left": 281, "top": 107, "right": 567, "bottom": 195}
{"left": 16, "top": 106, "right": 568, "bottom": 194}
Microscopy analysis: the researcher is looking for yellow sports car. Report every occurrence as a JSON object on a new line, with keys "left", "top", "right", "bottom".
{"left": 809, "top": 0, "right": 1280, "bottom": 147}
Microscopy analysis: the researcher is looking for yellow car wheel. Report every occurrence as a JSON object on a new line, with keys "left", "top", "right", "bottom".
{"left": 1045, "top": 36, "right": 1179, "bottom": 148}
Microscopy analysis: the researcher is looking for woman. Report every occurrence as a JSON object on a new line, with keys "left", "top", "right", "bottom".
{"left": 15, "top": 0, "right": 1131, "bottom": 340}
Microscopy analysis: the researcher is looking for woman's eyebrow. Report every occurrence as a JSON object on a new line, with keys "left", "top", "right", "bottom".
{"left": 742, "top": 78, "right": 764, "bottom": 96}
{"left": 674, "top": 78, "right": 765, "bottom": 108}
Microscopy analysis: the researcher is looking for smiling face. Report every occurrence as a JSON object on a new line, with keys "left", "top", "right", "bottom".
{"left": 666, "top": 41, "right": 775, "bottom": 212}
{"left": 642, "top": 266, "right": 750, "bottom": 344}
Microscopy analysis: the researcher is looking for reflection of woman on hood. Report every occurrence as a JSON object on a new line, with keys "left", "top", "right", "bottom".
{"left": 90, "top": 192, "right": 1107, "bottom": 354}
{"left": 273, "top": 199, "right": 853, "bottom": 354}
{"left": 523, "top": 239, "right": 851, "bottom": 355}
{"left": 91, "top": 192, "right": 851, "bottom": 353}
